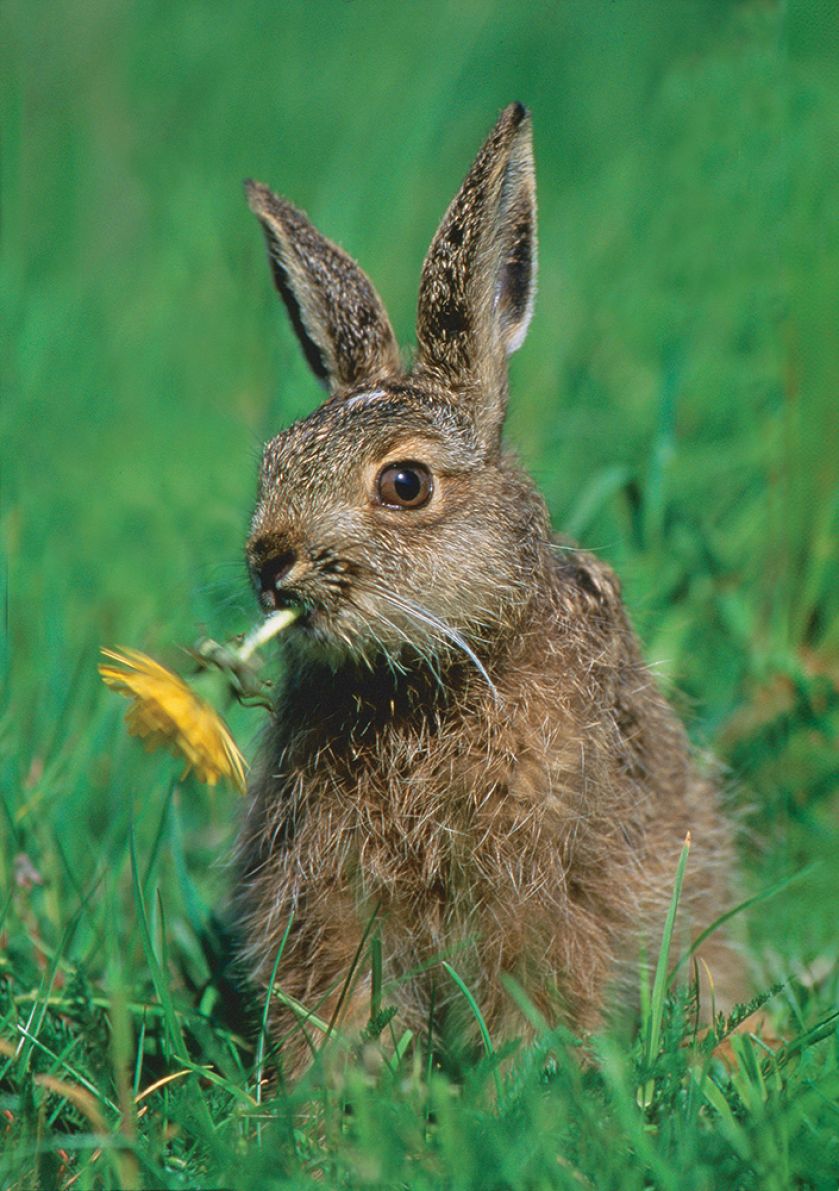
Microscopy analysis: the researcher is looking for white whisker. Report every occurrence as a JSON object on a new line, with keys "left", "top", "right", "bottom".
{"left": 376, "top": 590, "right": 500, "bottom": 703}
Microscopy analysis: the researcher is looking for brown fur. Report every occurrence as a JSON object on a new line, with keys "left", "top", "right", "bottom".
{"left": 234, "top": 104, "right": 741, "bottom": 1078}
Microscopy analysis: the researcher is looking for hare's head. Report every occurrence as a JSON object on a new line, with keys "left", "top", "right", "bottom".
{"left": 245, "top": 104, "right": 549, "bottom": 672}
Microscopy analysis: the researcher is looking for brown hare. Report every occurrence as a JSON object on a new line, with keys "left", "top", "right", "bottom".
{"left": 234, "top": 103, "right": 740, "bottom": 1078}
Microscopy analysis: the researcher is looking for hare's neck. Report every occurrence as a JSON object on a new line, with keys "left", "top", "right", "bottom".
{"left": 277, "top": 641, "right": 500, "bottom": 749}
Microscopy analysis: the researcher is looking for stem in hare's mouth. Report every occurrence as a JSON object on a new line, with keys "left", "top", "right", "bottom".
{"left": 236, "top": 608, "right": 300, "bottom": 663}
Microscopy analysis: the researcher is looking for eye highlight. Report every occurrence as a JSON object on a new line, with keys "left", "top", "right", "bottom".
{"left": 376, "top": 462, "right": 433, "bottom": 510}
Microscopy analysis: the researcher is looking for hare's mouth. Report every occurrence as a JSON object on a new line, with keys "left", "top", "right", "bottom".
{"left": 259, "top": 586, "right": 305, "bottom": 615}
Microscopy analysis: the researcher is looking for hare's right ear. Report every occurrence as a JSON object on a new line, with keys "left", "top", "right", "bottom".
{"left": 246, "top": 181, "right": 402, "bottom": 393}
{"left": 414, "top": 103, "right": 537, "bottom": 451}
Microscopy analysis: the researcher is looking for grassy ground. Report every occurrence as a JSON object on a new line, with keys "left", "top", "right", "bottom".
{"left": 3, "top": 1, "right": 838, "bottom": 1186}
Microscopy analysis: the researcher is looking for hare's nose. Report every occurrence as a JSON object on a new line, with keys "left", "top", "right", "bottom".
{"left": 259, "top": 550, "right": 297, "bottom": 608}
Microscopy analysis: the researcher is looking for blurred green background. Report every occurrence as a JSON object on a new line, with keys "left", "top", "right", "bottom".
{"left": 3, "top": 2, "right": 839, "bottom": 1185}
{"left": 4, "top": 0, "right": 838, "bottom": 1007}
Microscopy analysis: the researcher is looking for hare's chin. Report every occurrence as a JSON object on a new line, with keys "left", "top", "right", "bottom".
{"left": 284, "top": 618, "right": 376, "bottom": 670}
{"left": 282, "top": 605, "right": 350, "bottom": 644}
{"left": 279, "top": 605, "right": 411, "bottom": 667}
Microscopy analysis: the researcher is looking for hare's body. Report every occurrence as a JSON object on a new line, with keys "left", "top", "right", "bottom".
{"left": 234, "top": 105, "right": 739, "bottom": 1075}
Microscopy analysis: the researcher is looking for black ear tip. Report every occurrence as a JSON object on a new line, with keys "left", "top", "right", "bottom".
{"left": 507, "top": 101, "right": 530, "bottom": 126}
{"left": 244, "top": 179, "right": 276, "bottom": 217}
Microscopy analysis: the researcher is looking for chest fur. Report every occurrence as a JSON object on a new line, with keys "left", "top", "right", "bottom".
{"left": 251, "top": 682, "right": 612, "bottom": 935}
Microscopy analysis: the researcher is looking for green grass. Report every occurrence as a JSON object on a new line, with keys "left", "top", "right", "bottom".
{"left": 3, "top": 0, "right": 838, "bottom": 1186}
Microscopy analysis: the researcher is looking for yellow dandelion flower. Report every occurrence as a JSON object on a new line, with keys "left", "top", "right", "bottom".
{"left": 98, "top": 648, "right": 247, "bottom": 793}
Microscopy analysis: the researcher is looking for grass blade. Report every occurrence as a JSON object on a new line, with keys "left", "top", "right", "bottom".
{"left": 640, "top": 833, "right": 690, "bottom": 1107}
{"left": 255, "top": 911, "right": 294, "bottom": 1107}
{"left": 324, "top": 901, "right": 381, "bottom": 1041}
{"left": 370, "top": 934, "right": 382, "bottom": 1023}
{"left": 668, "top": 864, "right": 817, "bottom": 987}
{"left": 442, "top": 961, "right": 502, "bottom": 1103}
{"left": 128, "top": 826, "right": 187, "bottom": 1062}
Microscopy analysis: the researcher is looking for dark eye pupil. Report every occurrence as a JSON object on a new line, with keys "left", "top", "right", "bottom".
{"left": 394, "top": 469, "right": 421, "bottom": 501}
{"left": 377, "top": 460, "right": 432, "bottom": 509}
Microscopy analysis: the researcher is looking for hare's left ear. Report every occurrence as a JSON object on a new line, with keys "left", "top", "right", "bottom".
{"left": 246, "top": 181, "right": 402, "bottom": 393}
{"left": 414, "top": 103, "right": 537, "bottom": 449}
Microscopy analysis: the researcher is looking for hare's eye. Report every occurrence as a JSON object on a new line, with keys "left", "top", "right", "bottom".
{"left": 376, "top": 462, "right": 433, "bottom": 510}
